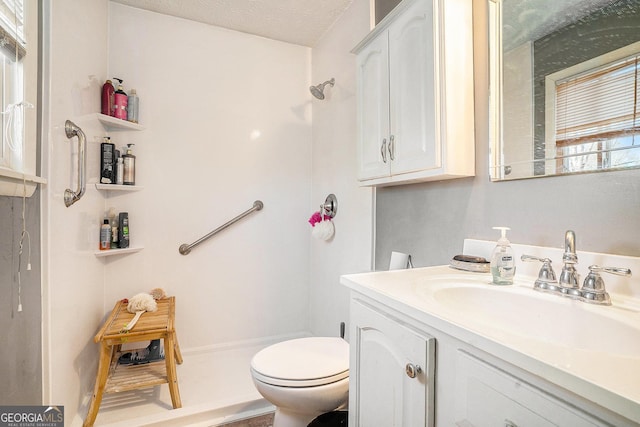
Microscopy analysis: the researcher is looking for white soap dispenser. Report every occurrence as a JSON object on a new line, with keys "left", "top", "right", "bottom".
{"left": 490, "top": 226, "right": 515, "bottom": 285}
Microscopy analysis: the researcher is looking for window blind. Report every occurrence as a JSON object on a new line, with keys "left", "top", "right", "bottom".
{"left": 555, "top": 54, "right": 639, "bottom": 145}
{"left": 0, "top": 0, "right": 25, "bottom": 59}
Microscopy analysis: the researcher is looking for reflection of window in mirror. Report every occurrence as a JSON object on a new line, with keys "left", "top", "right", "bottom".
{"left": 545, "top": 42, "right": 640, "bottom": 174}
{"left": 0, "top": 0, "right": 37, "bottom": 176}
{"left": 531, "top": 1, "right": 640, "bottom": 176}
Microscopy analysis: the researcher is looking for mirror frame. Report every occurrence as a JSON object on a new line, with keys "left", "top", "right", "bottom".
{"left": 488, "top": 0, "right": 504, "bottom": 181}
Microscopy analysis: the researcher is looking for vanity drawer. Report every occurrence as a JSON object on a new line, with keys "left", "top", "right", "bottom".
{"left": 454, "top": 351, "right": 604, "bottom": 427}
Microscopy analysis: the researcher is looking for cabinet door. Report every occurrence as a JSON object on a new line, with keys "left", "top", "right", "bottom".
{"left": 356, "top": 33, "right": 391, "bottom": 181}
{"left": 455, "top": 351, "right": 602, "bottom": 427}
{"left": 350, "top": 300, "right": 435, "bottom": 427}
{"left": 388, "top": 0, "right": 440, "bottom": 176}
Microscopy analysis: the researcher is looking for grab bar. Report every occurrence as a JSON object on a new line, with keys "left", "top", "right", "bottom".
{"left": 179, "top": 200, "right": 264, "bottom": 255}
{"left": 63, "top": 120, "right": 87, "bottom": 207}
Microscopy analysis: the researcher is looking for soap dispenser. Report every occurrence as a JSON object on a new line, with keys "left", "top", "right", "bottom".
{"left": 490, "top": 226, "right": 515, "bottom": 285}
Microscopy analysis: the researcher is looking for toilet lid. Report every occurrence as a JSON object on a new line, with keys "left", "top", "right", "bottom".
{"left": 251, "top": 337, "right": 349, "bottom": 387}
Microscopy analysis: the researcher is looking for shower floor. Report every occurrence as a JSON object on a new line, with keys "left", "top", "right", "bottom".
{"left": 93, "top": 342, "right": 275, "bottom": 427}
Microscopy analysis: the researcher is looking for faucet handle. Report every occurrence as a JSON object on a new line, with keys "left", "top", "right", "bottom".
{"left": 581, "top": 265, "right": 632, "bottom": 306}
{"left": 521, "top": 255, "right": 560, "bottom": 293}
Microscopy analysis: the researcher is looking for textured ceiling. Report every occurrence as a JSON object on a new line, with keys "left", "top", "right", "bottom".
{"left": 110, "top": 0, "right": 354, "bottom": 47}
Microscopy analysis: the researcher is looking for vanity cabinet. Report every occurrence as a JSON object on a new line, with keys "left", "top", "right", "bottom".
{"left": 455, "top": 351, "right": 602, "bottom": 427}
{"left": 349, "top": 299, "right": 435, "bottom": 427}
{"left": 346, "top": 291, "right": 633, "bottom": 427}
{"left": 353, "top": 0, "right": 475, "bottom": 187}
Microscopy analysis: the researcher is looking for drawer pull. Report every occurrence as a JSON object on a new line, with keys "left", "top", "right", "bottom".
{"left": 405, "top": 363, "right": 422, "bottom": 378}
{"left": 504, "top": 420, "right": 518, "bottom": 427}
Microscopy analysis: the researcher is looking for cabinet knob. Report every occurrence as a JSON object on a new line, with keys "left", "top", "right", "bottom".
{"left": 504, "top": 420, "right": 518, "bottom": 427}
{"left": 389, "top": 135, "right": 395, "bottom": 160}
{"left": 381, "top": 138, "right": 388, "bottom": 163}
{"left": 405, "top": 363, "right": 422, "bottom": 378}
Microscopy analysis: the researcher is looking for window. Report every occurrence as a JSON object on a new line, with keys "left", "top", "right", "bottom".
{"left": 0, "top": 0, "right": 32, "bottom": 173}
{"left": 545, "top": 42, "right": 640, "bottom": 174}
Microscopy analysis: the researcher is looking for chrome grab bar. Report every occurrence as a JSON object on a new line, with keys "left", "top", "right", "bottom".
{"left": 179, "top": 200, "right": 264, "bottom": 255}
{"left": 63, "top": 120, "right": 87, "bottom": 207}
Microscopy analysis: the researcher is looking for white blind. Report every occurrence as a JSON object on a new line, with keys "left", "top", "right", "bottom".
{"left": 0, "top": 0, "right": 25, "bottom": 59}
{"left": 555, "top": 54, "right": 640, "bottom": 145}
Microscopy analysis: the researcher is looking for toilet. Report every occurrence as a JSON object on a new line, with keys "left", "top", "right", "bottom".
{"left": 250, "top": 337, "right": 349, "bottom": 427}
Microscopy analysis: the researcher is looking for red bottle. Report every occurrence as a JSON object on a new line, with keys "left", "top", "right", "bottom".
{"left": 101, "top": 79, "right": 114, "bottom": 116}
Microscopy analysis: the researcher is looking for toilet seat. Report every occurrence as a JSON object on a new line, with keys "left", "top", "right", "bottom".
{"left": 251, "top": 337, "right": 349, "bottom": 387}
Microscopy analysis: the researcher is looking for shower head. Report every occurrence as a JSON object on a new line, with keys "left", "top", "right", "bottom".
{"left": 310, "top": 78, "right": 335, "bottom": 100}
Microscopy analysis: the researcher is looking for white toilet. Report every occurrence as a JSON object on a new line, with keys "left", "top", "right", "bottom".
{"left": 250, "top": 337, "right": 349, "bottom": 427}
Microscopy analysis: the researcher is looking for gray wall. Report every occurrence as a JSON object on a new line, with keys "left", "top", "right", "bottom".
{"left": 0, "top": 190, "right": 42, "bottom": 404}
{"left": 375, "top": 1, "right": 640, "bottom": 269}
{"left": 376, "top": 161, "right": 640, "bottom": 269}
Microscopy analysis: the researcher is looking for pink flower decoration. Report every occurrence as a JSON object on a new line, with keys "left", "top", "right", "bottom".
{"left": 308, "top": 211, "right": 322, "bottom": 227}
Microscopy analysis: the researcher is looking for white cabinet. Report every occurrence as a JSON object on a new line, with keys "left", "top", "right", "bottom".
{"left": 349, "top": 299, "right": 435, "bottom": 426}
{"left": 353, "top": 0, "right": 475, "bottom": 186}
{"left": 454, "top": 351, "right": 601, "bottom": 427}
{"left": 346, "top": 292, "right": 631, "bottom": 427}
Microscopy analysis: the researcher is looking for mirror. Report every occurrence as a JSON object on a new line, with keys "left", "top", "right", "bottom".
{"left": 489, "top": 0, "right": 640, "bottom": 181}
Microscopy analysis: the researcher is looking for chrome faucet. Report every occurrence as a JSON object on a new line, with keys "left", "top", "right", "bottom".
{"left": 522, "top": 230, "right": 632, "bottom": 306}
{"left": 558, "top": 230, "right": 581, "bottom": 298}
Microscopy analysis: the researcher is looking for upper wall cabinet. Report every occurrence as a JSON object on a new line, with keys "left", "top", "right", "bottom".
{"left": 353, "top": 0, "right": 475, "bottom": 187}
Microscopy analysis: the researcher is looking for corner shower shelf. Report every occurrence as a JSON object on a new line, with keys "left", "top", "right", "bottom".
{"left": 91, "top": 114, "right": 145, "bottom": 260}
{"left": 96, "top": 113, "right": 145, "bottom": 131}
{"left": 95, "top": 183, "right": 143, "bottom": 192}
{"left": 94, "top": 247, "right": 144, "bottom": 257}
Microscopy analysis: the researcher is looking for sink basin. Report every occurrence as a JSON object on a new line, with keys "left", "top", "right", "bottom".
{"left": 414, "top": 277, "right": 640, "bottom": 359}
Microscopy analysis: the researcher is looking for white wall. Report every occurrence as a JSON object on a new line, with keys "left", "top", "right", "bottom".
{"left": 309, "top": 0, "right": 374, "bottom": 338}
{"left": 43, "top": 0, "right": 110, "bottom": 423}
{"left": 106, "top": 3, "right": 313, "bottom": 349}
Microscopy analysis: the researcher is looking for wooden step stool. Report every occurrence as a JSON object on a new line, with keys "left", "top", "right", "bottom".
{"left": 84, "top": 296, "right": 183, "bottom": 427}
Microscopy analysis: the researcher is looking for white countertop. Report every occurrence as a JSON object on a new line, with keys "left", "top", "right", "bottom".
{"left": 341, "top": 265, "right": 640, "bottom": 424}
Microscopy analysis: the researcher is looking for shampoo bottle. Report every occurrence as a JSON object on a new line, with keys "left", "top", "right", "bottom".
{"left": 116, "top": 157, "right": 124, "bottom": 185}
{"left": 100, "top": 137, "right": 115, "bottom": 184}
{"left": 101, "top": 79, "right": 114, "bottom": 116}
{"left": 490, "top": 226, "right": 515, "bottom": 285}
{"left": 109, "top": 208, "right": 118, "bottom": 249}
{"left": 118, "top": 212, "right": 129, "bottom": 248}
{"left": 122, "top": 144, "right": 136, "bottom": 185}
{"left": 113, "top": 78, "right": 128, "bottom": 120}
{"left": 127, "top": 89, "right": 139, "bottom": 123}
{"left": 100, "top": 218, "right": 111, "bottom": 250}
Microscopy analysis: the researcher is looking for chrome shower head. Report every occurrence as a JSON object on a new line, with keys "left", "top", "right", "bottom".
{"left": 310, "top": 78, "right": 335, "bottom": 100}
